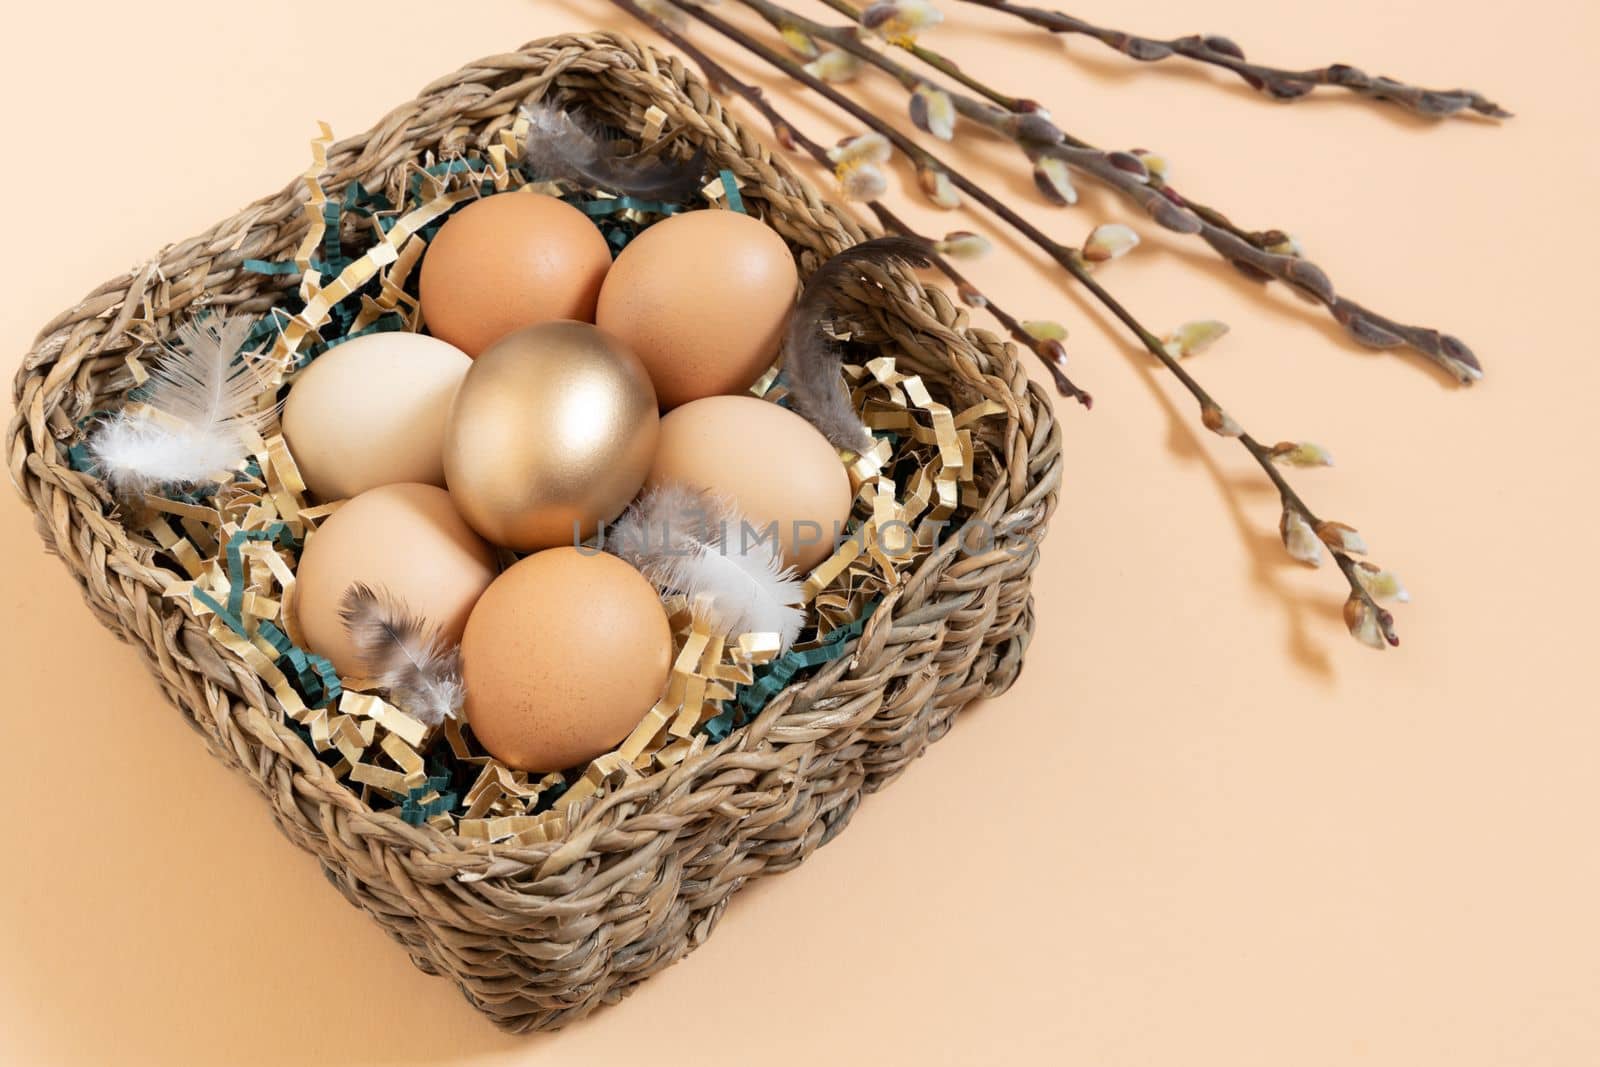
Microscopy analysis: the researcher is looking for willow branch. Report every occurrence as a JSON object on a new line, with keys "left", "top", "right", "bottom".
{"left": 764, "top": 0, "right": 1482, "bottom": 384}
{"left": 632, "top": 0, "right": 1400, "bottom": 645}
{"left": 611, "top": 0, "right": 1090, "bottom": 406}
{"left": 958, "top": 0, "right": 1510, "bottom": 120}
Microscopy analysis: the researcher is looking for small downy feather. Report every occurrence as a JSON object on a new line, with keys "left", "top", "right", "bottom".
{"left": 783, "top": 236, "right": 933, "bottom": 452}
{"left": 607, "top": 482, "right": 806, "bottom": 652}
{"left": 339, "top": 583, "right": 465, "bottom": 728}
{"left": 521, "top": 101, "right": 708, "bottom": 202}
{"left": 87, "top": 315, "right": 275, "bottom": 498}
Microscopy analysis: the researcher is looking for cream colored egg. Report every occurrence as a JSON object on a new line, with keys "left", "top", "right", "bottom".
{"left": 294, "top": 482, "right": 498, "bottom": 679}
{"left": 283, "top": 332, "right": 471, "bottom": 502}
{"left": 647, "top": 394, "right": 853, "bottom": 572}
{"left": 461, "top": 547, "right": 673, "bottom": 772}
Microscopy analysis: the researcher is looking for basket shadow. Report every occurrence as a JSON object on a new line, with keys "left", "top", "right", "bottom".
{"left": 0, "top": 504, "right": 526, "bottom": 1065}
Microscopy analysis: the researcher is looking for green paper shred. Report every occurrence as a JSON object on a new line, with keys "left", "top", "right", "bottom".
{"left": 259, "top": 620, "right": 342, "bottom": 708}
{"left": 191, "top": 526, "right": 340, "bottom": 709}
{"left": 703, "top": 598, "right": 882, "bottom": 741}
{"left": 719, "top": 169, "right": 746, "bottom": 213}
{"left": 242, "top": 258, "right": 308, "bottom": 276}
{"left": 401, "top": 765, "right": 458, "bottom": 825}
{"left": 223, "top": 526, "right": 295, "bottom": 619}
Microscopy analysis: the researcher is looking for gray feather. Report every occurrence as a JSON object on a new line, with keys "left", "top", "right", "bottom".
{"left": 783, "top": 236, "right": 932, "bottom": 452}
{"left": 338, "top": 583, "right": 464, "bottom": 728}
{"left": 521, "top": 102, "right": 707, "bottom": 202}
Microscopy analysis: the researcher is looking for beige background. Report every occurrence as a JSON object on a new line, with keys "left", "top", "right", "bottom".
{"left": 3, "top": 1, "right": 1596, "bottom": 1064}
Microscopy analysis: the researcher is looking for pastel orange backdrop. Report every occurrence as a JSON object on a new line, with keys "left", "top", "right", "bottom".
{"left": 3, "top": 2, "right": 1596, "bottom": 1064}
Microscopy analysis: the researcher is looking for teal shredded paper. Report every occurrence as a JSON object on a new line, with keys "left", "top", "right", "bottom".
{"left": 192, "top": 526, "right": 340, "bottom": 709}
{"left": 242, "top": 258, "right": 311, "bottom": 277}
{"left": 223, "top": 526, "right": 296, "bottom": 618}
{"left": 259, "top": 620, "right": 342, "bottom": 708}
{"left": 401, "top": 765, "right": 458, "bottom": 825}
{"left": 718, "top": 168, "right": 746, "bottom": 213}
{"left": 702, "top": 599, "right": 883, "bottom": 741}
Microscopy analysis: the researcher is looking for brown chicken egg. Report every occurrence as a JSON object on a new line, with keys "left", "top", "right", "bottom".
{"left": 596, "top": 209, "right": 798, "bottom": 409}
{"left": 460, "top": 547, "right": 673, "bottom": 772}
{"left": 419, "top": 192, "right": 613, "bottom": 356}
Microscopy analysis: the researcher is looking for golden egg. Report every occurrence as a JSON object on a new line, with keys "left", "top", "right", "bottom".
{"left": 282, "top": 332, "right": 471, "bottom": 502}
{"left": 648, "top": 394, "right": 853, "bottom": 572}
{"left": 596, "top": 209, "right": 797, "bottom": 409}
{"left": 293, "top": 482, "right": 499, "bottom": 678}
{"left": 443, "top": 321, "right": 659, "bottom": 551}
{"left": 419, "top": 192, "right": 613, "bottom": 356}
{"left": 461, "top": 547, "right": 673, "bottom": 772}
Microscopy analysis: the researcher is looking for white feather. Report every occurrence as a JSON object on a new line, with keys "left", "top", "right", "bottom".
{"left": 88, "top": 315, "right": 274, "bottom": 497}
{"left": 608, "top": 483, "right": 806, "bottom": 652}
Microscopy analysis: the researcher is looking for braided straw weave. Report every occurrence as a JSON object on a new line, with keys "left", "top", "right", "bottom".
{"left": 8, "top": 32, "right": 1062, "bottom": 1031}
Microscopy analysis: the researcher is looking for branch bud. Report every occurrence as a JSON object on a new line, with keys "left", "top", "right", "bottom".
{"left": 1343, "top": 594, "right": 1394, "bottom": 649}
{"left": 1106, "top": 151, "right": 1150, "bottom": 182}
{"left": 1201, "top": 35, "right": 1246, "bottom": 60}
{"left": 1262, "top": 231, "right": 1304, "bottom": 257}
{"left": 1131, "top": 148, "right": 1170, "bottom": 181}
{"left": 779, "top": 25, "right": 821, "bottom": 59}
{"left": 1268, "top": 441, "right": 1334, "bottom": 467}
{"left": 837, "top": 161, "right": 888, "bottom": 200}
{"left": 935, "top": 230, "right": 991, "bottom": 259}
{"left": 918, "top": 165, "right": 961, "bottom": 208}
{"left": 1022, "top": 320, "right": 1068, "bottom": 342}
{"left": 1354, "top": 561, "right": 1410, "bottom": 603}
{"left": 827, "top": 132, "right": 892, "bottom": 166}
{"left": 1200, "top": 401, "right": 1242, "bottom": 437}
{"left": 1162, "top": 319, "right": 1229, "bottom": 357}
{"left": 1083, "top": 223, "right": 1141, "bottom": 263}
{"left": 1011, "top": 112, "right": 1064, "bottom": 144}
{"left": 1315, "top": 520, "right": 1367, "bottom": 555}
{"left": 860, "top": 0, "right": 944, "bottom": 41}
{"left": 805, "top": 50, "right": 863, "bottom": 83}
{"left": 910, "top": 84, "right": 957, "bottom": 141}
{"left": 1032, "top": 156, "right": 1078, "bottom": 206}
{"left": 1280, "top": 508, "right": 1324, "bottom": 566}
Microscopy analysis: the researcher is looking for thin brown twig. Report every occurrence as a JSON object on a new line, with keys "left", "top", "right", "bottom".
{"left": 621, "top": 0, "right": 1401, "bottom": 646}
{"left": 614, "top": 0, "right": 1091, "bottom": 406}
{"left": 958, "top": 0, "right": 1510, "bottom": 120}
{"left": 760, "top": 0, "right": 1482, "bottom": 384}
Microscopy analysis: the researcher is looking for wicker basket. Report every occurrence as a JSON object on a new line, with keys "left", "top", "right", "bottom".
{"left": 8, "top": 31, "right": 1062, "bottom": 1031}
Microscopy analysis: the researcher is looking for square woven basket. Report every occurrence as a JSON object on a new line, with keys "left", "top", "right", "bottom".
{"left": 8, "top": 31, "right": 1062, "bottom": 1031}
